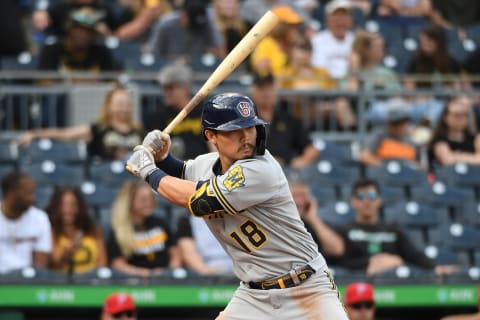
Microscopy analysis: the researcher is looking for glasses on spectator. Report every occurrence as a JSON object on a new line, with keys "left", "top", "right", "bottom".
{"left": 112, "top": 310, "right": 136, "bottom": 319}
{"left": 355, "top": 190, "right": 378, "bottom": 200}
{"left": 349, "top": 301, "right": 375, "bottom": 310}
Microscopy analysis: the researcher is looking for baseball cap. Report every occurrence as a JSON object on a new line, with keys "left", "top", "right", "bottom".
{"left": 271, "top": 5, "right": 303, "bottom": 24}
{"left": 385, "top": 98, "right": 410, "bottom": 123}
{"left": 325, "top": 0, "right": 351, "bottom": 15}
{"left": 157, "top": 64, "right": 193, "bottom": 86}
{"left": 344, "top": 282, "right": 374, "bottom": 305}
{"left": 103, "top": 292, "right": 136, "bottom": 315}
{"left": 69, "top": 7, "right": 104, "bottom": 30}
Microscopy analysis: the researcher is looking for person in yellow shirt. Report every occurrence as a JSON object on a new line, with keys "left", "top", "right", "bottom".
{"left": 250, "top": 5, "right": 303, "bottom": 77}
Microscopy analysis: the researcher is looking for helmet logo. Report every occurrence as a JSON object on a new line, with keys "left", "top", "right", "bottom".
{"left": 237, "top": 102, "right": 251, "bottom": 117}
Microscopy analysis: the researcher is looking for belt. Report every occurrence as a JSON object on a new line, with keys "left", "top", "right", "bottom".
{"left": 248, "top": 265, "right": 315, "bottom": 290}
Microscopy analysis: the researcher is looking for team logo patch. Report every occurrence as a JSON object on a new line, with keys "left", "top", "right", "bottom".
{"left": 223, "top": 166, "right": 245, "bottom": 191}
{"left": 237, "top": 102, "right": 251, "bottom": 117}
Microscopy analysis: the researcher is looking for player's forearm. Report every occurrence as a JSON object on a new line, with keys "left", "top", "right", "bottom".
{"left": 155, "top": 176, "right": 196, "bottom": 208}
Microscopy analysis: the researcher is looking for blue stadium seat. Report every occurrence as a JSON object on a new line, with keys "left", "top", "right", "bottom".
{"left": 366, "top": 160, "right": 429, "bottom": 190}
{"left": 21, "top": 160, "right": 86, "bottom": 187}
{"left": 0, "top": 52, "right": 38, "bottom": 71}
{"left": 0, "top": 163, "right": 16, "bottom": 181}
{"left": 432, "top": 223, "right": 480, "bottom": 253}
{"left": 0, "top": 140, "right": 18, "bottom": 164}
{"left": 312, "top": 139, "right": 356, "bottom": 165}
{"left": 370, "top": 265, "right": 439, "bottom": 285}
{"left": 319, "top": 200, "right": 355, "bottom": 227}
{"left": 310, "top": 183, "right": 338, "bottom": 203}
{"left": 35, "top": 185, "right": 54, "bottom": 210}
{"left": 443, "top": 266, "right": 480, "bottom": 284}
{"left": 88, "top": 160, "right": 133, "bottom": 187}
{"left": 80, "top": 181, "right": 119, "bottom": 219}
{"left": 434, "top": 163, "right": 480, "bottom": 191}
{"left": 18, "top": 139, "right": 87, "bottom": 164}
{"left": 188, "top": 53, "right": 221, "bottom": 73}
{"left": 383, "top": 201, "right": 449, "bottom": 229}
{"left": 423, "top": 244, "right": 461, "bottom": 266}
{"left": 462, "top": 200, "right": 480, "bottom": 227}
{"left": 298, "top": 160, "right": 360, "bottom": 189}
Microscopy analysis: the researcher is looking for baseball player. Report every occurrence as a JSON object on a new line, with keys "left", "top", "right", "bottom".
{"left": 126, "top": 93, "right": 348, "bottom": 319}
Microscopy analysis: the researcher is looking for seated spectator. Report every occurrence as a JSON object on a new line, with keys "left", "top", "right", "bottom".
{"left": 143, "top": 63, "right": 211, "bottom": 160}
{"left": 335, "top": 178, "right": 458, "bottom": 276}
{"left": 250, "top": 72, "right": 320, "bottom": 170}
{"left": 37, "top": 7, "right": 121, "bottom": 75}
{"left": 177, "top": 215, "right": 234, "bottom": 275}
{"left": 211, "top": 0, "right": 248, "bottom": 53}
{"left": 0, "top": 170, "right": 52, "bottom": 274}
{"left": 32, "top": 0, "right": 122, "bottom": 38}
{"left": 341, "top": 30, "right": 403, "bottom": 126}
{"left": 344, "top": 282, "right": 376, "bottom": 320}
{"left": 45, "top": 186, "right": 107, "bottom": 274}
{"left": 430, "top": 0, "right": 480, "bottom": 28}
{"left": 18, "top": 84, "right": 144, "bottom": 162}
{"left": 311, "top": 0, "right": 355, "bottom": 80}
{"left": 107, "top": 180, "right": 181, "bottom": 277}
{"left": 278, "top": 36, "right": 356, "bottom": 130}
{"left": 289, "top": 177, "right": 344, "bottom": 258}
{"left": 359, "top": 99, "right": 422, "bottom": 168}
{"left": 428, "top": 96, "right": 480, "bottom": 168}
{"left": 376, "top": 0, "right": 433, "bottom": 19}
{"left": 101, "top": 292, "right": 138, "bottom": 320}
{"left": 114, "top": 0, "right": 172, "bottom": 41}
{"left": 404, "top": 23, "right": 461, "bottom": 126}
{"left": 147, "top": 0, "right": 224, "bottom": 64}
{"left": 250, "top": 5, "right": 304, "bottom": 77}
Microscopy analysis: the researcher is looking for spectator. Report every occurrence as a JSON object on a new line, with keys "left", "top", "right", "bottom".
{"left": 211, "top": 0, "right": 248, "bottom": 53}
{"left": 335, "top": 178, "right": 458, "bottom": 276}
{"left": 344, "top": 282, "right": 376, "bottom": 320}
{"left": 37, "top": 7, "right": 121, "bottom": 74}
{"left": 45, "top": 186, "right": 107, "bottom": 274}
{"left": 311, "top": 0, "right": 355, "bottom": 80}
{"left": 430, "top": 0, "right": 480, "bottom": 28}
{"left": 101, "top": 292, "right": 138, "bottom": 320}
{"left": 376, "top": 0, "right": 434, "bottom": 19}
{"left": 250, "top": 72, "right": 320, "bottom": 170}
{"left": 32, "top": 0, "right": 121, "bottom": 38}
{"left": 239, "top": 0, "right": 312, "bottom": 29}
{"left": 144, "top": 63, "right": 211, "bottom": 160}
{"left": 176, "top": 216, "right": 234, "bottom": 275}
{"left": 147, "top": 0, "right": 224, "bottom": 64}
{"left": 107, "top": 180, "right": 181, "bottom": 277}
{"left": 114, "top": 0, "right": 172, "bottom": 41}
{"left": 341, "top": 30, "right": 403, "bottom": 126}
{"left": 250, "top": 4, "right": 304, "bottom": 77}
{"left": 18, "top": 84, "right": 144, "bottom": 162}
{"left": 359, "top": 98, "right": 422, "bottom": 167}
{"left": 289, "top": 176, "right": 344, "bottom": 258}
{"left": 0, "top": 170, "right": 52, "bottom": 274}
{"left": 404, "top": 23, "right": 461, "bottom": 126}
{"left": 428, "top": 96, "right": 480, "bottom": 168}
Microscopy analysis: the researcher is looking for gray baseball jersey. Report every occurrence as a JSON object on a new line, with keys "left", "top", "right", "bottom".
{"left": 184, "top": 150, "right": 326, "bottom": 282}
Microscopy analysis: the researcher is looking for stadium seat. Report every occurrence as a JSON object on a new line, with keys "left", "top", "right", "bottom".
{"left": 434, "top": 163, "right": 480, "bottom": 191}
{"left": 432, "top": 223, "right": 480, "bottom": 253}
{"left": 188, "top": 53, "right": 221, "bottom": 73}
{"left": 366, "top": 160, "right": 429, "bottom": 191}
{"left": 21, "top": 160, "right": 86, "bottom": 187}
{"left": 370, "top": 265, "right": 439, "bottom": 285}
{"left": 410, "top": 181, "right": 476, "bottom": 219}
{"left": 80, "top": 181, "right": 119, "bottom": 219}
{"left": 35, "top": 185, "right": 54, "bottom": 210}
{"left": 0, "top": 140, "right": 18, "bottom": 164}
{"left": 310, "top": 183, "right": 339, "bottom": 203}
{"left": 0, "top": 163, "right": 16, "bottom": 181}
{"left": 462, "top": 200, "right": 480, "bottom": 227}
{"left": 88, "top": 160, "right": 133, "bottom": 187}
{"left": 383, "top": 201, "right": 449, "bottom": 229}
{"left": 18, "top": 139, "right": 87, "bottom": 164}
{"left": 319, "top": 200, "right": 355, "bottom": 227}
{"left": 298, "top": 160, "right": 360, "bottom": 189}
{"left": 0, "top": 52, "right": 38, "bottom": 71}
{"left": 423, "top": 244, "right": 461, "bottom": 266}
{"left": 443, "top": 266, "right": 480, "bottom": 284}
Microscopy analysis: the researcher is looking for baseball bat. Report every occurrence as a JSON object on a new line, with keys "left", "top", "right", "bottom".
{"left": 162, "top": 10, "right": 280, "bottom": 135}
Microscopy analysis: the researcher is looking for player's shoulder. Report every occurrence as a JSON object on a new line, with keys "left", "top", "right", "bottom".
{"left": 235, "top": 151, "right": 281, "bottom": 174}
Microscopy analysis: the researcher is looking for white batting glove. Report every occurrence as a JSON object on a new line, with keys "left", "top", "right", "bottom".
{"left": 126, "top": 145, "right": 158, "bottom": 180}
{"left": 142, "top": 130, "right": 171, "bottom": 162}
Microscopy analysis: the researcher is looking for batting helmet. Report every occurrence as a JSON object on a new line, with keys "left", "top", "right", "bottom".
{"left": 202, "top": 93, "right": 267, "bottom": 155}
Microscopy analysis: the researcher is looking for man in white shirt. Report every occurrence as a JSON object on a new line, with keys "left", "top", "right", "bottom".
{"left": 311, "top": 0, "right": 355, "bottom": 79}
{"left": 0, "top": 170, "right": 52, "bottom": 274}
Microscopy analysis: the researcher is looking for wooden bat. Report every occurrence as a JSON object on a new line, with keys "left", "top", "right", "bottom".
{"left": 162, "top": 10, "right": 280, "bottom": 134}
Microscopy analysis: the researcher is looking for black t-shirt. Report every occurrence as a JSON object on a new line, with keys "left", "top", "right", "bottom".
{"left": 334, "top": 222, "right": 435, "bottom": 270}
{"left": 265, "top": 102, "right": 312, "bottom": 165}
{"left": 428, "top": 132, "right": 476, "bottom": 169}
{"left": 38, "top": 40, "right": 120, "bottom": 72}
{"left": 107, "top": 215, "right": 176, "bottom": 268}
{"left": 145, "top": 102, "right": 209, "bottom": 160}
{"left": 176, "top": 216, "right": 193, "bottom": 239}
{"left": 88, "top": 123, "right": 144, "bottom": 161}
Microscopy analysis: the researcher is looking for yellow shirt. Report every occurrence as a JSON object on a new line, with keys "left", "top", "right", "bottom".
{"left": 279, "top": 66, "right": 337, "bottom": 90}
{"left": 55, "top": 235, "right": 99, "bottom": 273}
{"left": 250, "top": 37, "right": 287, "bottom": 77}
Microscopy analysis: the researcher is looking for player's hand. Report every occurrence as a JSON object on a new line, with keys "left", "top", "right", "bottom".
{"left": 126, "top": 145, "right": 158, "bottom": 179}
{"left": 142, "top": 129, "right": 171, "bottom": 162}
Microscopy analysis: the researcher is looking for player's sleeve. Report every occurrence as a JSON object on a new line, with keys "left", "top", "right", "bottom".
{"left": 211, "top": 159, "right": 280, "bottom": 214}
{"left": 34, "top": 210, "right": 52, "bottom": 253}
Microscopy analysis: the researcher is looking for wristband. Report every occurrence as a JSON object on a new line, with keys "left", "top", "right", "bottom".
{"left": 146, "top": 168, "right": 167, "bottom": 190}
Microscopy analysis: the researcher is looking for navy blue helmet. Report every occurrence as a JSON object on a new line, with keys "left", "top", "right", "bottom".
{"left": 201, "top": 93, "right": 267, "bottom": 155}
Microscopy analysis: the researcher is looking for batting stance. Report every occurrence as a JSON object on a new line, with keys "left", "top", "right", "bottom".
{"left": 126, "top": 93, "right": 348, "bottom": 319}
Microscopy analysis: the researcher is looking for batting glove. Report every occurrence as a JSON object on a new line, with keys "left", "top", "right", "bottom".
{"left": 142, "top": 129, "right": 171, "bottom": 162}
{"left": 126, "top": 145, "right": 158, "bottom": 180}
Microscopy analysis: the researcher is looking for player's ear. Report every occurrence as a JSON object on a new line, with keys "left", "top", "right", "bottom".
{"left": 204, "top": 129, "right": 216, "bottom": 143}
